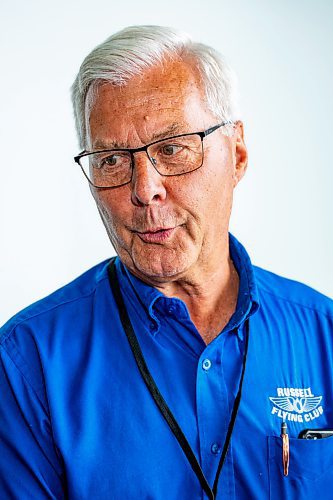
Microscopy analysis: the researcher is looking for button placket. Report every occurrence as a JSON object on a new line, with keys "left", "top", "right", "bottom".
{"left": 196, "top": 340, "right": 231, "bottom": 485}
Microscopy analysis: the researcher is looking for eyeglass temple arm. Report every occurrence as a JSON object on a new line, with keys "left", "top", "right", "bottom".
{"left": 204, "top": 120, "right": 234, "bottom": 137}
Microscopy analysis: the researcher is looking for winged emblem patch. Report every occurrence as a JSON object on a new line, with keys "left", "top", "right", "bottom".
{"left": 269, "top": 388, "right": 324, "bottom": 423}
{"left": 269, "top": 396, "right": 322, "bottom": 414}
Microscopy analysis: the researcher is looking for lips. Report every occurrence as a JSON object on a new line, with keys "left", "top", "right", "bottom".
{"left": 135, "top": 227, "right": 175, "bottom": 243}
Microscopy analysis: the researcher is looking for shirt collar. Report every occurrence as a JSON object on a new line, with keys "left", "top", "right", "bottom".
{"left": 115, "top": 232, "right": 260, "bottom": 338}
{"left": 115, "top": 258, "right": 163, "bottom": 331}
{"left": 227, "top": 233, "right": 260, "bottom": 338}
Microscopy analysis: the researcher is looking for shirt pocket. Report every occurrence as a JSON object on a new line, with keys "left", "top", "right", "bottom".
{"left": 268, "top": 435, "right": 333, "bottom": 500}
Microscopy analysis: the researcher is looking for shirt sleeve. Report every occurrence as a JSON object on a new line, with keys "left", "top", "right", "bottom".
{"left": 0, "top": 337, "right": 65, "bottom": 499}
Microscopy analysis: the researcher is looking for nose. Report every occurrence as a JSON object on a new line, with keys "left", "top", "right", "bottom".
{"left": 130, "top": 151, "right": 167, "bottom": 206}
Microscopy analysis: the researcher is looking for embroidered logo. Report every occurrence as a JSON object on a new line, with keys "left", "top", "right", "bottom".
{"left": 269, "top": 387, "right": 324, "bottom": 423}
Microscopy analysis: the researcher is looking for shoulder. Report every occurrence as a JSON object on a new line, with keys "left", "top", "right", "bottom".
{"left": 0, "top": 259, "right": 114, "bottom": 405}
{"left": 0, "top": 259, "right": 111, "bottom": 346}
{"left": 253, "top": 265, "right": 333, "bottom": 320}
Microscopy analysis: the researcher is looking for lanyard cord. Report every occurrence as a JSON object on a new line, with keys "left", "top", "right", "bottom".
{"left": 108, "top": 260, "right": 250, "bottom": 500}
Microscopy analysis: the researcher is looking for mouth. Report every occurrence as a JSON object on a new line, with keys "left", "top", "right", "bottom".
{"left": 135, "top": 227, "right": 176, "bottom": 243}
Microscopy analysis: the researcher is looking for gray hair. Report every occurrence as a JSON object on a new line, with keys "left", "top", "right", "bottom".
{"left": 71, "top": 25, "right": 240, "bottom": 149}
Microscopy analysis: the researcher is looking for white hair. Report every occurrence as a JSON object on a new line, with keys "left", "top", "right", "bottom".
{"left": 71, "top": 25, "right": 240, "bottom": 149}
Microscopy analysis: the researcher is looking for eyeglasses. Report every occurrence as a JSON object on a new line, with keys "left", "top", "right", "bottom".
{"left": 74, "top": 120, "right": 235, "bottom": 188}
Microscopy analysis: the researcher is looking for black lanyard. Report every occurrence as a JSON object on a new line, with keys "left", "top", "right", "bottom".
{"left": 108, "top": 259, "right": 250, "bottom": 500}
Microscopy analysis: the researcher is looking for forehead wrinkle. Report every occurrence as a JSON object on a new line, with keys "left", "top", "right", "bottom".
{"left": 92, "top": 122, "right": 184, "bottom": 150}
{"left": 88, "top": 59, "right": 212, "bottom": 152}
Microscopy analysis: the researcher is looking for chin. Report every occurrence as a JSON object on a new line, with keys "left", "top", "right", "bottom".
{"left": 129, "top": 246, "right": 195, "bottom": 281}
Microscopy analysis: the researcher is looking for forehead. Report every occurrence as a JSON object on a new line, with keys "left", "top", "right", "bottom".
{"left": 87, "top": 59, "right": 214, "bottom": 148}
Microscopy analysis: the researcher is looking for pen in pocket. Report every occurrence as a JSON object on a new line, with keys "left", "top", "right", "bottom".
{"left": 281, "top": 421, "right": 289, "bottom": 477}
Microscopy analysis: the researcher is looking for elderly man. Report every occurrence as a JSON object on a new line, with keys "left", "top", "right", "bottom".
{"left": 0, "top": 25, "right": 332, "bottom": 500}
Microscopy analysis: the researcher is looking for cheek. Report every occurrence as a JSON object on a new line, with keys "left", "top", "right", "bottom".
{"left": 93, "top": 189, "right": 132, "bottom": 240}
{"left": 182, "top": 160, "right": 233, "bottom": 213}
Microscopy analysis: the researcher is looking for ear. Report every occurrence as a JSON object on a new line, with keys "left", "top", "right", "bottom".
{"left": 232, "top": 121, "right": 248, "bottom": 187}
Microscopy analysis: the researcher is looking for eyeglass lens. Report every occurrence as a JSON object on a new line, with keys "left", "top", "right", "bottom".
{"left": 79, "top": 134, "right": 203, "bottom": 188}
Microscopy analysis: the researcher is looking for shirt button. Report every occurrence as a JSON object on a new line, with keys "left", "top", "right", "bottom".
{"left": 168, "top": 306, "right": 175, "bottom": 314}
{"left": 202, "top": 359, "right": 212, "bottom": 371}
{"left": 211, "top": 443, "right": 221, "bottom": 455}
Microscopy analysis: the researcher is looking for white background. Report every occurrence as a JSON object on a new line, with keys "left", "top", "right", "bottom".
{"left": 1, "top": 0, "right": 332, "bottom": 325}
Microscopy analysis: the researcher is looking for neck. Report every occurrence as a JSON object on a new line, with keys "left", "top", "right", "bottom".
{"left": 154, "top": 246, "right": 239, "bottom": 345}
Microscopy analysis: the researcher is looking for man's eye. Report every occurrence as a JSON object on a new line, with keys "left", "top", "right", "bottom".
{"left": 102, "top": 155, "right": 118, "bottom": 166}
{"left": 96, "top": 154, "right": 127, "bottom": 169}
{"left": 160, "top": 144, "right": 182, "bottom": 156}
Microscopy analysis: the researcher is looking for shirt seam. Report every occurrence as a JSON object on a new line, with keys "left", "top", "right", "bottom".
{"left": 0, "top": 342, "right": 46, "bottom": 409}
{"left": 258, "top": 286, "right": 333, "bottom": 320}
{"left": 0, "top": 343, "right": 63, "bottom": 477}
{"left": 0, "top": 279, "right": 108, "bottom": 346}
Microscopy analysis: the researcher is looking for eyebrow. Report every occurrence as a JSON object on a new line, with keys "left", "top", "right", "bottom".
{"left": 92, "top": 123, "right": 183, "bottom": 150}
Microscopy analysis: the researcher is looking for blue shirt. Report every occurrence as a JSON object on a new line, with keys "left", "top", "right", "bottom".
{"left": 0, "top": 234, "right": 332, "bottom": 499}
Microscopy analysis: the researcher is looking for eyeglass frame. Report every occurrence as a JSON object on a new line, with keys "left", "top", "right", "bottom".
{"left": 74, "top": 120, "right": 235, "bottom": 189}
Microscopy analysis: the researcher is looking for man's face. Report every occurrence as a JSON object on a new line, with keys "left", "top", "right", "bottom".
{"left": 87, "top": 59, "right": 247, "bottom": 284}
